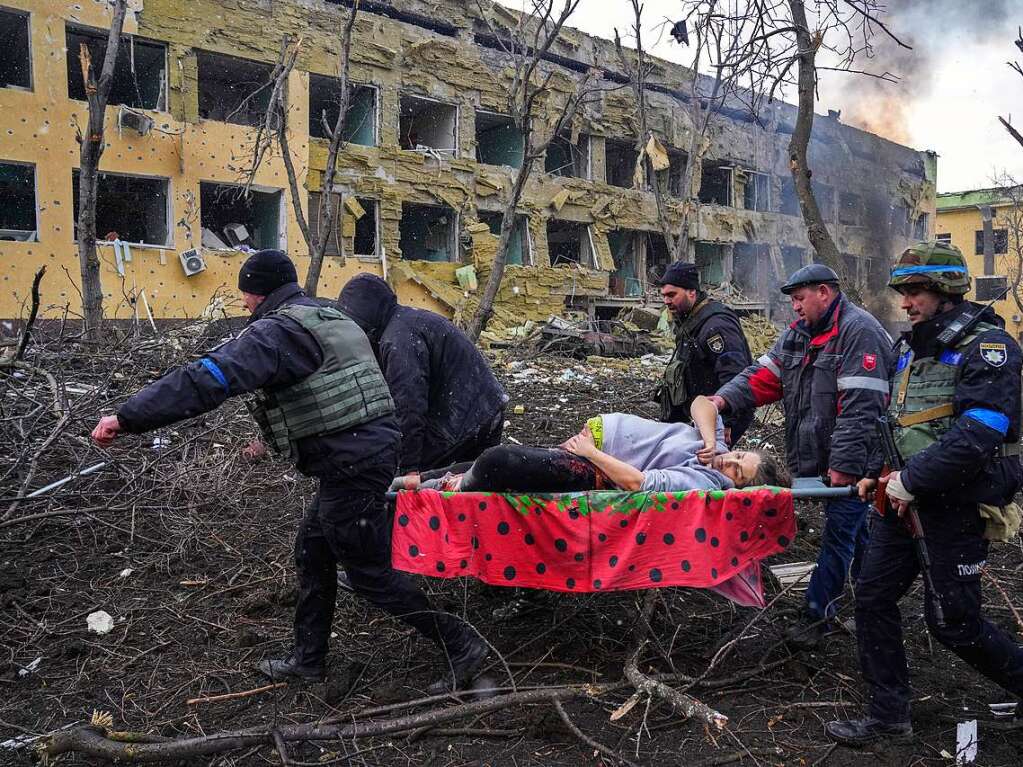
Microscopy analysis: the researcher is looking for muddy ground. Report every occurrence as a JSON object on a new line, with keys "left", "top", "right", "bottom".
{"left": 1, "top": 339, "right": 1022, "bottom": 766}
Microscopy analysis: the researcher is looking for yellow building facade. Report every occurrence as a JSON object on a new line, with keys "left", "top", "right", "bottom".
{"left": 0, "top": 0, "right": 936, "bottom": 329}
{"left": 935, "top": 188, "right": 1023, "bottom": 340}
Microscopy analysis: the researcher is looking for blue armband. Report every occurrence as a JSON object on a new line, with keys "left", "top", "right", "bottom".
{"left": 963, "top": 408, "right": 1009, "bottom": 435}
{"left": 200, "top": 358, "right": 229, "bottom": 394}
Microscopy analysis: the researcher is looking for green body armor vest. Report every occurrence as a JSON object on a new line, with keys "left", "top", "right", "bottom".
{"left": 248, "top": 304, "right": 394, "bottom": 459}
{"left": 889, "top": 321, "right": 1020, "bottom": 460}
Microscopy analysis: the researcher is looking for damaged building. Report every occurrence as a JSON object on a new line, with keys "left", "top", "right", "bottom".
{"left": 0, "top": 0, "right": 935, "bottom": 331}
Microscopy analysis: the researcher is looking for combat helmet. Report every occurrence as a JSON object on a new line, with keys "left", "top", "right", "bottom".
{"left": 888, "top": 241, "right": 971, "bottom": 295}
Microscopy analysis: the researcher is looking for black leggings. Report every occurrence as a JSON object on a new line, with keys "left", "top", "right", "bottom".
{"left": 422, "top": 445, "right": 607, "bottom": 493}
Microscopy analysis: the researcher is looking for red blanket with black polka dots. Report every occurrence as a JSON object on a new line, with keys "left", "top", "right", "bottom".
{"left": 390, "top": 487, "right": 796, "bottom": 608}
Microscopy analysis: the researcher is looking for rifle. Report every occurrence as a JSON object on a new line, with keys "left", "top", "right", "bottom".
{"left": 876, "top": 416, "right": 945, "bottom": 627}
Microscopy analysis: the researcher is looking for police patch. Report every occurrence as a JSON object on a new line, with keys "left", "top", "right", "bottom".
{"left": 980, "top": 342, "right": 1007, "bottom": 368}
{"left": 862, "top": 353, "right": 877, "bottom": 372}
{"left": 707, "top": 334, "right": 725, "bottom": 354}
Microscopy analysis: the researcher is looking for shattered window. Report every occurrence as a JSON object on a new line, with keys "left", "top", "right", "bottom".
{"left": 400, "top": 202, "right": 457, "bottom": 261}
{"left": 733, "top": 243, "right": 768, "bottom": 300}
{"left": 545, "top": 132, "right": 589, "bottom": 178}
{"left": 399, "top": 95, "right": 457, "bottom": 154}
{"left": 308, "top": 76, "right": 377, "bottom": 145}
{"left": 479, "top": 211, "right": 530, "bottom": 266}
{"left": 811, "top": 181, "right": 834, "bottom": 222}
{"left": 913, "top": 213, "right": 929, "bottom": 240}
{"left": 353, "top": 198, "right": 379, "bottom": 257}
{"left": 666, "top": 150, "right": 686, "bottom": 197}
{"left": 607, "top": 230, "right": 644, "bottom": 297}
{"left": 199, "top": 183, "right": 281, "bottom": 250}
{"left": 779, "top": 177, "right": 800, "bottom": 216}
{"left": 645, "top": 232, "right": 671, "bottom": 284}
{"left": 839, "top": 192, "right": 861, "bottom": 225}
{"left": 66, "top": 26, "right": 166, "bottom": 110}
{"left": 546, "top": 219, "right": 592, "bottom": 266}
{"left": 605, "top": 139, "right": 639, "bottom": 188}
{"left": 742, "top": 171, "right": 770, "bottom": 212}
{"left": 699, "top": 163, "right": 732, "bottom": 206}
{"left": 781, "top": 246, "right": 805, "bottom": 277}
{"left": 0, "top": 8, "right": 31, "bottom": 90}
{"left": 197, "top": 50, "right": 273, "bottom": 127}
{"left": 72, "top": 170, "right": 170, "bottom": 246}
{"left": 694, "top": 241, "right": 726, "bottom": 285}
{"left": 0, "top": 161, "right": 37, "bottom": 241}
{"left": 975, "top": 228, "right": 1008, "bottom": 255}
{"left": 475, "top": 111, "right": 523, "bottom": 168}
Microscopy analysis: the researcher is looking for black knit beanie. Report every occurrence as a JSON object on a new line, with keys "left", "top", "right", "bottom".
{"left": 657, "top": 261, "right": 700, "bottom": 290}
{"left": 237, "top": 249, "right": 298, "bottom": 295}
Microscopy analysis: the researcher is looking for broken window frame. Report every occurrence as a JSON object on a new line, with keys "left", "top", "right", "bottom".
{"left": 606, "top": 229, "right": 646, "bottom": 297}
{"left": 975, "top": 228, "right": 1009, "bottom": 256}
{"left": 199, "top": 181, "right": 284, "bottom": 252}
{"left": 779, "top": 176, "right": 800, "bottom": 216}
{"left": 644, "top": 232, "right": 671, "bottom": 286}
{"left": 694, "top": 241, "right": 728, "bottom": 286}
{"left": 545, "top": 131, "right": 590, "bottom": 179}
{"left": 936, "top": 232, "right": 952, "bottom": 245}
{"left": 0, "top": 160, "right": 38, "bottom": 241}
{"left": 399, "top": 201, "right": 459, "bottom": 262}
{"left": 474, "top": 109, "right": 524, "bottom": 169}
{"left": 307, "top": 191, "right": 343, "bottom": 257}
{"left": 732, "top": 242, "right": 769, "bottom": 302}
{"left": 308, "top": 75, "right": 378, "bottom": 145}
{"left": 604, "top": 138, "right": 640, "bottom": 189}
{"left": 479, "top": 210, "right": 532, "bottom": 266}
{"left": 196, "top": 49, "right": 274, "bottom": 128}
{"left": 665, "top": 149, "right": 687, "bottom": 198}
{"left": 913, "top": 213, "right": 929, "bottom": 240}
{"left": 781, "top": 246, "right": 807, "bottom": 278}
{"left": 546, "top": 218, "right": 594, "bottom": 268}
{"left": 0, "top": 6, "right": 32, "bottom": 91}
{"left": 353, "top": 197, "right": 380, "bottom": 259}
{"left": 698, "top": 162, "right": 733, "bottom": 207}
{"left": 399, "top": 93, "right": 459, "bottom": 156}
{"left": 72, "top": 169, "right": 172, "bottom": 248}
{"left": 741, "top": 170, "right": 771, "bottom": 212}
{"left": 65, "top": 23, "right": 168, "bottom": 112}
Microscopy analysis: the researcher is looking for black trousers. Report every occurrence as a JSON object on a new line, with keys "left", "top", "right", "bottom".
{"left": 854, "top": 503, "right": 1023, "bottom": 723}
{"left": 293, "top": 453, "right": 467, "bottom": 666}
{"left": 424, "top": 444, "right": 604, "bottom": 493}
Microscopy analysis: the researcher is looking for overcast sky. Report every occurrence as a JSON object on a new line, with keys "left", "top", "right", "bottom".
{"left": 495, "top": 1, "right": 1023, "bottom": 193}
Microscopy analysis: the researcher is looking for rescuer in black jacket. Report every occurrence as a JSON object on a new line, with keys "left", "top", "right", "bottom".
{"left": 826, "top": 243, "right": 1023, "bottom": 747}
{"left": 339, "top": 273, "right": 508, "bottom": 476}
{"left": 655, "top": 262, "right": 754, "bottom": 444}
{"left": 91, "top": 250, "right": 489, "bottom": 691}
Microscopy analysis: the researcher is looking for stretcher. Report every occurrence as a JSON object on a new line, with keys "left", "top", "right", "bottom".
{"left": 389, "top": 480, "right": 853, "bottom": 609}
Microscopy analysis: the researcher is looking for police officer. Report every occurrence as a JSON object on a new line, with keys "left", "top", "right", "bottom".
{"left": 712, "top": 263, "right": 891, "bottom": 647}
{"left": 91, "top": 250, "right": 488, "bottom": 691}
{"left": 827, "top": 243, "right": 1023, "bottom": 746}
{"left": 656, "top": 262, "right": 754, "bottom": 444}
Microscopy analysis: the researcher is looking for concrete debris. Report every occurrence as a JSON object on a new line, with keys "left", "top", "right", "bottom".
{"left": 87, "top": 611, "right": 115, "bottom": 635}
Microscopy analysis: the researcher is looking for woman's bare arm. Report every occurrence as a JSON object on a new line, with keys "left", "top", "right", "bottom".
{"left": 562, "top": 430, "right": 644, "bottom": 491}
{"left": 690, "top": 395, "right": 720, "bottom": 464}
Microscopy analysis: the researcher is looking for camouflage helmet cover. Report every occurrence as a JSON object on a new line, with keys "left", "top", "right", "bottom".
{"left": 888, "top": 241, "right": 971, "bottom": 296}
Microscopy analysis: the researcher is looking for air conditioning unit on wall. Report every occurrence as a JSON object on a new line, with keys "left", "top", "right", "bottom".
{"left": 118, "top": 106, "right": 154, "bottom": 137}
{"left": 179, "top": 248, "right": 206, "bottom": 277}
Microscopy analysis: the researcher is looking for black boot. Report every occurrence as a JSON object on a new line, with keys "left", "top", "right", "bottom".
{"left": 785, "top": 609, "right": 827, "bottom": 651}
{"left": 428, "top": 634, "right": 490, "bottom": 695}
{"left": 256, "top": 652, "right": 325, "bottom": 683}
{"left": 825, "top": 717, "right": 913, "bottom": 746}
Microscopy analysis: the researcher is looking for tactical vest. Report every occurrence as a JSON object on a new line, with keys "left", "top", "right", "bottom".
{"left": 248, "top": 304, "right": 394, "bottom": 459}
{"left": 658, "top": 299, "right": 730, "bottom": 421}
{"left": 889, "top": 321, "right": 1020, "bottom": 460}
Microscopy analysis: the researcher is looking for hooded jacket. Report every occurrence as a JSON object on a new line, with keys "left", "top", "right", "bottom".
{"left": 339, "top": 274, "right": 508, "bottom": 473}
{"left": 117, "top": 282, "right": 400, "bottom": 478}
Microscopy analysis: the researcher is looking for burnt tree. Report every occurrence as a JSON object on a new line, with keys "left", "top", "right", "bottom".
{"left": 74, "top": 0, "right": 130, "bottom": 337}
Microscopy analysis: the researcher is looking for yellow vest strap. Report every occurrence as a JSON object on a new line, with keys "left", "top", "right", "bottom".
{"left": 896, "top": 403, "right": 955, "bottom": 427}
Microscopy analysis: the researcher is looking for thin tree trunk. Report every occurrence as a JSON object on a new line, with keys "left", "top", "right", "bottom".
{"left": 786, "top": 0, "right": 841, "bottom": 274}
{"left": 76, "top": 0, "right": 129, "bottom": 338}
{"left": 305, "top": 3, "right": 359, "bottom": 296}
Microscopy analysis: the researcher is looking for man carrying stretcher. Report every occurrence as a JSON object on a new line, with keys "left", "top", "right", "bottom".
{"left": 398, "top": 396, "right": 790, "bottom": 494}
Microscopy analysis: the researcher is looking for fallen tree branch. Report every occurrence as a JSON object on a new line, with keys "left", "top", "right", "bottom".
{"left": 186, "top": 682, "right": 287, "bottom": 706}
{"left": 14, "top": 267, "right": 45, "bottom": 363}
{"left": 553, "top": 698, "right": 639, "bottom": 767}
{"left": 41, "top": 685, "right": 601, "bottom": 762}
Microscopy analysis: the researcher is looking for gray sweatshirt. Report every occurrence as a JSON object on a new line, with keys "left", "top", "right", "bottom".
{"left": 599, "top": 413, "right": 734, "bottom": 492}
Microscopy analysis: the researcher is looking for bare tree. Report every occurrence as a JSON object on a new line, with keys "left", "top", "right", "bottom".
{"left": 614, "top": 1, "right": 775, "bottom": 264}
{"left": 240, "top": 3, "right": 360, "bottom": 297}
{"left": 74, "top": 0, "right": 129, "bottom": 337}
{"left": 992, "top": 173, "right": 1023, "bottom": 316}
{"left": 1001, "top": 26, "right": 1023, "bottom": 151}
{"left": 463, "top": 0, "right": 603, "bottom": 341}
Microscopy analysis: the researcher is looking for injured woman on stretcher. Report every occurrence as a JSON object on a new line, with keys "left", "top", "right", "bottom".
{"left": 400, "top": 396, "right": 790, "bottom": 494}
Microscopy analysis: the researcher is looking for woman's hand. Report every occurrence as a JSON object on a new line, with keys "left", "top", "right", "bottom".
{"left": 696, "top": 441, "right": 717, "bottom": 465}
